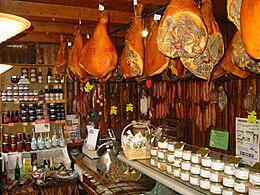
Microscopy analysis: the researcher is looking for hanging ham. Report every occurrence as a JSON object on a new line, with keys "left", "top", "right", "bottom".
{"left": 53, "top": 35, "right": 68, "bottom": 81}
{"left": 79, "top": 10, "right": 118, "bottom": 81}
{"left": 231, "top": 31, "right": 260, "bottom": 74}
{"left": 221, "top": 32, "right": 250, "bottom": 78}
{"left": 241, "top": 0, "right": 260, "bottom": 59}
{"left": 68, "top": 27, "right": 90, "bottom": 83}
{"left": 227, "top": 0, "right": 242, "bottom": 30}
{"left": 120, "top": 4, "right": 144, "bottom": 78}
{"left": 144, "top": 19, "right": 169, "bottom": 76}
{"left": 180, "top": 0, "right": 224, "bottom": 80}
{"left": 157, "top": 0, "right": 208, "bottom": 58}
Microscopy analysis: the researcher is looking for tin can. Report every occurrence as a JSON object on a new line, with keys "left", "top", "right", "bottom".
{"left": 223, "top": 174, "right": 235, "bottom": 188}
{"left": 191, "top": 153, "right": 201, "bottom": 164}
{"left": 211, "top": 159, "right": 224, "bottom": 171}
{"left": 235, "top": 167, "right": 249, "bottom": 180}
{"left": 17, "top": 141, "right": 24, "bottom": 152}
{"left": 199, "top": 177, "right": 210, "bottom": 190}
{"left": 10, "top": 143, "right": 17, "bottom": 152}
{"left": 175, "top": 149, "right": 183, "bottom": 158}
{"left": 173, "top": 168, "right": 181, "bottom": 178}
{"left": 181, "top": 160, "right": 191, "bottom": 171}
{"left": 190, "top": 163, "right": 201, "bottom": 175}
{"left": 249, "top": 170, "right": 260, "bottom": 185}
{"left": 158, "top": 159, "right": 167, "bottom": 171}
{"left": 167, "top": 141, "right": 175, "bottom": 152}
{"left": 150, "top": 157, "right": 158, "bottom": 167}
{"left": 210, "top": 170, "right": 223, "bottom": 183}
{"left": 249, "top": 183, "right": 260, "bottom": 195}
{"left": 210, "top": 182, "right": 223, "bottom": 194}
{"left": 167, "top": 152, "right": 175, "bottom": 163}
{"left": 200, "top": 166, "right": 211, "bottom": 179}
{"left": 224, "top": 162, "right": 236, "bottom": 175}
{"left": 190, "top": 174, "right": 200, "bottom": 186}
{"left": 234, "top": 178, "right": 249, "bottom": 194}
{"left": 182, "top": 150, "right": 192, "bottom": 161}
{"left": 158, "top": 149, "right": 167, "bottom": 160}
{"left": 150, "top": 147, "right": 158, "bottom": 157}
{"left": 222, "top": 187, "right": 235, "bottom": 195}
{"left": 167, "top": 162, "right": 174, "bottom": 175}
{"left": 180, "top": 170, "right": 190, "bottom": 181}
{"left": 201, "top": 156, "right": 212, "bottom": 167}
{"left": 174, "top": 157, "right": 182, "bottom": 168}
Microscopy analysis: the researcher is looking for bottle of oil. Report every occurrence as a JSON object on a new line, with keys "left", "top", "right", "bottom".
{"left": 15, "top": 157, "right": 20, "bottom": 180}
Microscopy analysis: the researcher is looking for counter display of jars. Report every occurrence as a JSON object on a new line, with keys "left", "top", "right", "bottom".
{"left": 149, "top": 141, "right": 260, "bottom": 195}
{"left": 1, "top": 102, "right": 65, "bottom": 124}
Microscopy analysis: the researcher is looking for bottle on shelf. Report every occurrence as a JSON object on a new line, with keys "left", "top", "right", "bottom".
{"left": 37, "top": 132, "right": 45, "bottom": 150}
{"left": 15, "top": 157, "right": 20, "bottom": 180}
{"left": 58, "top": 85, "right": 64, "bottom": 100}
{"left": 51, "top": 127, "right": 58, "bottom": 147}
{"left": 44, "top": 85, "right": 50, "bottom": 101}
{"left": 31, "top": 128, "right": 37, "bottom": 150}
{"left": 58, "top": 126, "right": 65, "bottom": 147}
{"left": 45, "top": 131, "right": 51, "bottom": 149}
{"left": 38, "top": 68, "right": 43, "bottom": 84}
{"left": 43, "top": 158, "right": 49, "bottom": 170}
{"left": 47, "top": 68, "right": 53, "bottom": 84}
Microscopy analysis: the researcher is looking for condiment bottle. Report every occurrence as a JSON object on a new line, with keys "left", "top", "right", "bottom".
{"left": 31, "top": 128, "right": 37, "bottom": 150}
{"left": 51, "top": 127, "right": 58, "bottom": 147}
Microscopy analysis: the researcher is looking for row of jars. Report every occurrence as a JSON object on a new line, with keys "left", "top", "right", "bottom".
{"left": 150, "top": 144, "right": 260, "bottom": 194}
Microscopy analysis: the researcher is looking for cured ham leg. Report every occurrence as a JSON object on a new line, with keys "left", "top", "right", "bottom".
{"left": 180, "top": 0, "right": 224, "bottom": 80}
{"left": 121, "top": 4, "right": 144, "bottom": 78}
{"left": 53, "top": 35, "right": 68, "bottom": 81}
{"left": 79, "top": 10, "right": 118, "bottom": 81}
{"left": 68, "top": 27, "right": 90, "bottom": 83}
{"left": 157, "top": 0, "right": 208, "bottom": 58}
{"left": 144, "top": 19, "right": 169, "bottom": 76}
{"left": 227, "top": 0, "right": 242, "bottom": 30}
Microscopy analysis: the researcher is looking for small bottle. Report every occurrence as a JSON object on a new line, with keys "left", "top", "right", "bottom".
{"left": 45, "top": 132, "right": 52, "bottom": 149}
{"left": 47, "top": 68, "right": 53, "bottom": 84}
{"left": 43, "top": 158, "right": 49, "bottom": 170}
{"left": 59, "top": 126, "right": 65, "bottom": 147}
{"left": 58, "top": 85, "right": 64, "bottom": 100}
{"left": 15, "top": 157, "right": 20, "bottom": 180}
{"left": 51, "top": 127, "right": 58, "bottom": 147}
{"left": 31, "top": 128, "right": 37, "bottom": 150}
{"left": 38, "top": 68, "right": 43, "bottom": 84}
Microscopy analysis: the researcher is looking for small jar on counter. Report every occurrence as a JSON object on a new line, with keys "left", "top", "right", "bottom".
{"left": 235, "top": 167, "right": 249, "bottom": 180}
{"left": 199, "top": 177, "right": 210, "bottom": 190}
{"left": 180, "top": 170, "right": 190, "bottom": 181}
{"left": 189, "top": 174, "right": 200, "bottom": 186}
{"left": 166, "top": 162, "right": 174, "bottom": 175}
{"left": 211, "top": 159, "right": 224, "bottom": 171}
{"left": 173, "top": 168, "right": 181, "bottom": 178}
{"left": 249, "top": 170, "right": 260, "bottom": 185}
{"left": 224, "top": 162, "right": 237, "bottom": 175}
{"left": 157, "top": 149, "right": 167, "bottom": 160}
{"left": 174, "top": 157, "right": 182, "bottom": 168}
{"left": 210, "top": 170, "right": 223, "bottom": 183}
{"left": 210, "top": 182, "right": 223, "bottom": 195}
{"left": 222, "top": 174, "right": 235, "bottom": 188}
{"left": 167, "top": 141, "right": 175, "bottom": 152}
{"left": 200, "top": 166, "right": 211, "bottom": 179}
{"left": 249, "top": 183, "right": 260, "bottom": 195}
{"left": 175, "top": 149, "right": 183, "bottom": 158}
{"left": 158, "top": 159, "right": 167, "bottom": 171}
{"left": 190, "top": 163, "right": 201, "bottom": 175}
{"left": 181, "top": 160, "right": 191, "bottom": 171}
{"left": 150, "top": 146, "right": 158, "bottom": 157}
{"left": 167, "top": 152, "right": 175, "bottom": 163}
{"left": 234, "top": 178, "right": 249, "bottom": 194}
{"left": 201, "top": 156, "right": 212, "bottom": 167}
{"left": 182, "top": 150, "right": 192, "bottom": 161}
{"left": 222, "top": 187, "right": 235, "bottom": 195}
{"left": 150, "top": 156, "right": 158, "bottom": 167}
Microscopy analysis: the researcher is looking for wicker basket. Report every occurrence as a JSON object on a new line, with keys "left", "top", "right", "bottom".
{"left": 121, "top": 122, "right": 151, "bottom": 160}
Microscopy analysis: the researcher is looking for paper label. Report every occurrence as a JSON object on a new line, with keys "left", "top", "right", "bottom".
{"left": 99, "top": 4, "right": 105, "bottom": 11}
{"left": 133, "top": 0, "right": 137, "bottom": 5}
{"left": 35, "top": 119, "right": 50, "bottom": 133}
{"left": 153, "top": 14, "right": 161, "bottom": 21}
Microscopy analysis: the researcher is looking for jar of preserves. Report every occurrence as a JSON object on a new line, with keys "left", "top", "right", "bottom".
{"left": 173, "top": 168, "right": 181, "bottom": 178}
{"left": 249, "top": 170, "right": 260, "bottom": 185}
{"left": 181, "top": 160, "right": 191, "bottom": 171}
{"left": 158, "top": 159, "right": 167, "bottom": 171}
{"left": 222, "top": 187, "right": 235, "bottom": 195}
{"left": 16, "top": 132, "right": 22, "bottom": 142}
{"left": 182, "top": 150, "right": 192, "bottom": 161}
{"left": 174, "top": 157, "right": 182, "bottom": 168}
{"left": 249, "top": 183, "right": 260, "bottom": 195}
{"left": 157, "top": 149, "right": 167, "bottom": 160}
{"left": 167, "top": 141, "right": 175, "bottom": 152}
{"left": 201, "top": 156, "right": 212, "bottom": 167}
{"left": 223, "top": 174, "right": 235, "bottom": 188}
{"left": 189, "top": 174, "right": 200, "bottom": 186}
{"left": 150, "top": 156, "right": 158, "bottom": 167}
{"left": 211, "top": 159, "right": 224, "bottom": 171}
{"left": 199, "top": 177, "right": 210, "bottom": 190}
{"left": 24, "top": 142, "right": 31, "bottom": 151}
{"left": 234, "top": 178, "right": 249, "bottom": 194}
{"left": 166, "top": 162, "right": 174, "bottom": 175}
{"left": 175, "top": 149, "right": 183, "bottom": 158}
{"left": 167, "top": 152, "right": 175, "bottom": 163}
{"left": 235, "top": 167, "right": 249, "bottom": 180}
{"left": 10, "top": 134, "right": 16, "bottom": 144}
{"left": 200, "top": 166, "right": 211, "bottom": 179}
{"left": 10, "top": 143, "right": 17, "bottom": 152}
{"left": 210, "top": 182, "right": 223, "bottom": 195}
{"left": 2, "top": 111, "right": 11, "bottom": 124}
{"left": 224, "top": 162, "right": 236, "bottom": 175}
{"left": 3, "top": 143, "right": 10, "bottom": 153}
{"left": 180, "top": 170, "right": 190, "bottom": 181}
{"left": 17, "top": 141, "right": 24, "bottom": 152}
{"left": 12, "top": 110, "right": 19, "bottom": 122}
{"left": 210, "top": 170, "right": 223, "bottom": 183}
{"left": 3, "top": 134, "right": 10, "bottom": 143}
{"left": 190, "top": 163, "right": 201, "bottom": 175}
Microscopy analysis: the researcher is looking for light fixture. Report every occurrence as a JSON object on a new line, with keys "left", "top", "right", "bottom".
{"left": 142, "top": 28, "right": 148, "bottom": 37}
{"left": 0, "top": 13, "right": 31, "bottom": 43}
{"left": 0, "top": 64, "right": 13, "bottom": 75}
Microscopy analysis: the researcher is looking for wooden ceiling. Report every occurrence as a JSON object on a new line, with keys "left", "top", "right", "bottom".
{"left": 0, "top": 0, "right": 227, "bottom": 45}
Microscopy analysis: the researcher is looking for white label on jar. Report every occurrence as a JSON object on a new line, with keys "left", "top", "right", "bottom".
{"left": 158, "top": 141, "right": 168, "bottom": 149}
{"left": 200, "top": 168, "right": 210, "bottom": 178}
{"left": 222, "top": 189, "right": 234, "bottom": 195}
{"left": 190, "top": 176, "right": 199, "bottom": 186}
{"left": 202, "top": 158, "right": 212, "bottom": 167}
{"left": 210, "top": 173, "right": 220, "bottom": 182}
{"left": 174, "top": 169, "right": 180, "bottom": 177}
{"left": 191, "top": 155, "right": 199, "bottom": 164}
{"left": 249, "top": 173, "right": 260, "bottom": 185}
{"left": 174, "top": 159, "right": 181, "bottom": 167}
{"left": 181, "top": 161, "right": 191, "bottom": 171}
{"left": 211, "top": 161, "right": 224, "bottom": 171}
{"left": 167, "top": 153, "right": 175, "bottom": 162}
{"left": 158, "top": 151, "right": 166, "bottom": 159}
{"left": 167, "top": 164, "right": 172, "bottom": 173}
{"left": 151, "top": 149, "right": 157, "bottom": 156}
{"left": 181, "top": 172, "right": 190, "bottom": 181}
{"left": 183, "top": 152, "right": 191, "bottom": 161}
{"left": 158, "top": 162, "right": 161, "bottom": 169}
{"left": 150, "top": 158, "right": 155, "bottom": 166}
{"left": 190, "top": 165, "right": 200, "bottom": 175}
{"left": 200, "top": 180, "right": 210, "bottom": 190}
{"left": 235, "top": 169, "right": 249, "bottom": 180}
{"left": 168, "top": 144, "right": 174, "bottom": 152}
{"left": 210, "top": 184, "right": 222, "bottom": 195}
{"left": 223, "top": 176, "right": 235, "bottom": 187}
{"left": 249, "top": 187, "right": 260, "bottom": 195}
{"left": 224, "top": 165, "right": 236, "bottom": 175}
{"left": 175, "top": 150, "right": 183, "bottom": 158}
{"left": 234, "top": 182, "right": 246, "bottom": 193}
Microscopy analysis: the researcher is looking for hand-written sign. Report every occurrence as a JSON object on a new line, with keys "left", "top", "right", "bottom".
{"left": 210, "top": 129, "right": 229, "bottom": 150}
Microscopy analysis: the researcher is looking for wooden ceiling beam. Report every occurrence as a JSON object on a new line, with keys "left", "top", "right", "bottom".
{"left": 0, "top": 0, "right": 133, "bottom": 24}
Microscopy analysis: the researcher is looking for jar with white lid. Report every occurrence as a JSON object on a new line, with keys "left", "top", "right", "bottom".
{"left": 1, "top": 90, "right": 7, "bottom": 96}
{"left": 182, "top": 150, "right": 192, "bottom": 161}
{"left": 157, "top": 149, "right": 167, "bottom": 160}
{"left": 1, "top": 96, "right": 7, "bottom": 102}
{"left": 249, "top": 170, "right": 260, "bottom": 185}
{"left": 190, "top": 174, "right": 200, "bottom": 186}
{"left": 167, "top": 141, "right": 175, "bottom": 152}
{"left": 224, "top": 163, "right": 236, "bottom": 175}
{"left": 150, "top": 146, "right": 158, "bottom": 157}
{"left": 222, "top": 187, "right": 235, "bottom": 195}
{"left": 191, "top": 153, "right": 201, "bottom": 164}
{"left": 180, "top": 170, "right": 190, "bottom": 181}
{"left": 249, "top": 183, "right": 260, "bottom": 195}
{"left": 235, "top": 167, "right": 249, "bottom": 180}
{"left": 158, "top": 139, "right": 168, "bottom": 150}
{"left": 234, "top": 178, "right": 249, "bottom": 194}
{"left": 190, "top": 163, "right": 201, "bottom": 175}
{"left": 200, "top": 166, "right": 211, "bottom": 178}
{"left": 210, "top": 170, "right": 223, "bottom": 183}
{"left": 223, "top": 174, "right": 235, "bottom": 188}
{"left": 173, "top": 168, "right": 181, "bottom": 177}
{"left": 211, "top": 159, "right": 224, "bottom": 171}
{"left": 175, "top": 149, "right": 183, "bottom": 158}
{"left": 210, "top": 182, "right": 223, "bottom": 194}
{"left": 181, "top": 160, "right": 191, "bottom": 171}
{"left": 199, "top": 177, "right": 210, "bottom": 190}
{"left": 201, "top": 156, "right": 212, "bottom": 167}
{"left": 174, "top": 158, "right": 182, "bottom": 168}
{"left": 167, "top": 152, "right": 175, "bottom": 163}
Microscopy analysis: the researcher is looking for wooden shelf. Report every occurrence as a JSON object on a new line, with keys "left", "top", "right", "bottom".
{"left": 2, "top": 120, "right": 66, "bottom": 126}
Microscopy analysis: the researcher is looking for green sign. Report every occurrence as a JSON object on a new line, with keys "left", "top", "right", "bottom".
{"left": 210, "top": 129, "right": 229, "bottom": 150}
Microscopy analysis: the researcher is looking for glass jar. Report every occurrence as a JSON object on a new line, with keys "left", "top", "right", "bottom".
{"left": 175, "top": 149, "right": 183, "bottom": 158}
{"left": 158, "top": 159, "right": 167, "bottom": 171}
{"left": 223, "top": 174, "right": 235, "bottom": 188}
{"left": 150, "top": 147, "right": 158, "bottom": 157}
{"left": 150, "top": 156, "right": 158, "bottom": 167}
{"left": 234, "top": 178, "right": 249, "bottom": 194}
{"left": 2, "top": 111, "right": 11, "bottom": 124}
{"left": 180, "top": 170, "right": 190, "bottom": 181}
{"left": 182, "top": 150, "right": 192, "bottom": 161}
{"left": 222, "top": 187, "right": 235, "bottom": 195}
{"left": 189, "top": 174, "right": 200, "bottom": 186}
{"left": 210, "top": 182, "right": 223, "bottom": 195}
{"left": 167, "top": 152, "right": 175, "bottom": 163}
{"left": 190, "top": 163, "right": 201, "bottom": 175}
{"left": 249, "top": 183, "right": 260, "bottom": 195}
{"left": 181, "top": 160, "right": 191, "bottom": 171}
{"left": 201, "top": 156, "right": 212, "bottom": 167}
{"left": 211, "top": 159, "right": 224, "bottom": 171}
{"left": 210, "top": 170, "right": 223, "bottom": 183}
{"left": 199, "top": 177, "right": 210, "bottom": 190}
{"left": 166, "top": 162, "right": 174, "bottom": 175}
{"left": 173, "top": 168, "right": 181, "bottom": 178}
{"left": 235, "top": 167, "right": 249, "bottom": 180}
{"left": 249, "top": 170, "right": 260, "bottom": 185}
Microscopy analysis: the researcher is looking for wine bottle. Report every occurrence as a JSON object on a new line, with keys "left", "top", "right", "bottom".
{"left": 46, "top": 68, "right": 53, "bottom": 84}
{"left": 45, "top": 131, "right": 51, "bottom": 149}
{"left": 51, "top": 127, "right": 58, "bottom": 147}
{"left": 58, "top": 126, "right": 65, "bottom": 147}
{"left": 15, "top": 157, "right": 20, "bottom": 180}
{"left": 38, "top": 68, "right": 43, "bottom": 84}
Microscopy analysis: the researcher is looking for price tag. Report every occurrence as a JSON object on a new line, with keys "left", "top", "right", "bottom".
{"left": 153, "top": 14, "right": 161, "bottom": 21}
{"left": 99, "top": 4, "right": 105, "bottom": 11}
{"left": 133, "top": 0, "right": 137, "bottom": 5}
